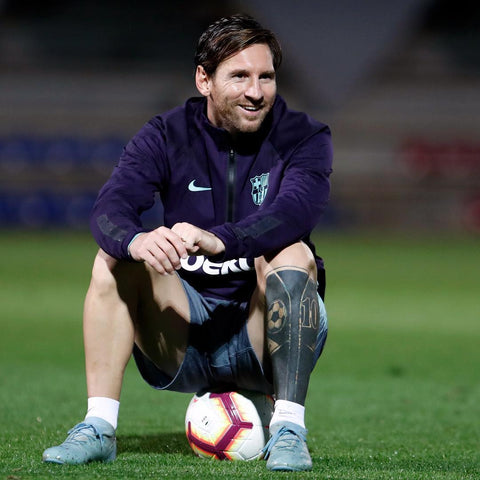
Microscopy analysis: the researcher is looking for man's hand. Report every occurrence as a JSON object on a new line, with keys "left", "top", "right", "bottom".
{"left": 128, "top": 226, "right": 188, "bottom": 275}
{"left": 128, "top": 224, "right": 225, "bottom": 275}
{"left": 171, "top": 222, "right": 225, "bottom": 257}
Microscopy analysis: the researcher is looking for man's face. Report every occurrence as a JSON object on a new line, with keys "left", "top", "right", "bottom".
{"left": 198, "top": 43, "right": 277, "bottom": 136}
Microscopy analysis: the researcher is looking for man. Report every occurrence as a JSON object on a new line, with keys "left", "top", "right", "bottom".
{"left": 42, "top": 13, "right": 332, "bottom": 472}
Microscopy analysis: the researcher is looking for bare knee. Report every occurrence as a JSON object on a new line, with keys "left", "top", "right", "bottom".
{"left": 254, "top": 242, "right": 317, "bottom": 293}
{"left": 89, "top": 249, "right": 136, "bottom": 299}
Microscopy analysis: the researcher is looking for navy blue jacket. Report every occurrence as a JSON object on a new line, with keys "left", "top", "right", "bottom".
{"left": 91, "top": 95, "right": 333, "bottom": 300}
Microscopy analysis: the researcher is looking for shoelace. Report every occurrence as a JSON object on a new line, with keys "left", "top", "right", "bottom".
{"left": 65, "top": 423, "right": 105, "bottom": 448}
{"left": 262, "top": 425, "right": 307, "bottom": 459}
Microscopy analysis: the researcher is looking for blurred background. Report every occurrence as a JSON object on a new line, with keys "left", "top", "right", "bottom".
{"left": 1, "top": 0, "right": 479, "bottom": 233}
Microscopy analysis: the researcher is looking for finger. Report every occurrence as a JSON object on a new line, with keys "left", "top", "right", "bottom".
{"left": 148, "top": 244, "right": 180, "bottom": 273}
{"left": 184, "top": 243, "right": 200, "bottom": 255}
{"left": 141, "top": 249, "right": 169, "bottom": 275}
{"left": 171, "top": 223, "right": 201, "bottom": 253}
{"left": 157, "top": 227, "right": 188, "bottom": 259}
{"left": 149, "top": 235, "right": 188, "bottom": 272}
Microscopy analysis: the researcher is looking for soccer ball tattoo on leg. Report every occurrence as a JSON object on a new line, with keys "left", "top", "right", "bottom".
{"left": 265, "top": 268, "right": 320, "bottom": 405}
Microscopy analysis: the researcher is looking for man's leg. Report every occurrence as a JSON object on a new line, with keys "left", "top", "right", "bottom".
{"left": 248, "top": 242, "right": 326, "bottom": 471}
{"left": 43, "top": 249, "right": 190, "bottom": 464}
{"left": 84, "top": 249, "right": 190, "bottom": 400}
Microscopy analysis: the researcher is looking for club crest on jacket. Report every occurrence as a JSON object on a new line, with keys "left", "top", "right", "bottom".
{"left": 250, "top": 173, "right": 269, "bottom": 205}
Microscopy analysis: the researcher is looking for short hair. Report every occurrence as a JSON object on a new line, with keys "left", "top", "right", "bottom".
{"left": 194, "top": 13, "right": 282, "bottom": 76}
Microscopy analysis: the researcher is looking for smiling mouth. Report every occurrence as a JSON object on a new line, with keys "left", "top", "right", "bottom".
{"left": 240, "top": 105, "right": 262, "bottom": 113}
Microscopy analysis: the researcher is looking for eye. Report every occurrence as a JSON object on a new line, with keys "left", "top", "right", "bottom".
{"left": 260, "top": 72, "right": 275, "bottom": 81}
{"left": 230, "top": 70, "right": 248, "bottom": 80}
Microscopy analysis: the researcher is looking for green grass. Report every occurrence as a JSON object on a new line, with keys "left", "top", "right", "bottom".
{"left": 0, "top": 230, "right": 479, "bottom": 479}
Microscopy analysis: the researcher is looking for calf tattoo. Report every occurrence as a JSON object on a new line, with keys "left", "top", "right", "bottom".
{"left": 265, "top": 268, "right": 320, "bottom": 405}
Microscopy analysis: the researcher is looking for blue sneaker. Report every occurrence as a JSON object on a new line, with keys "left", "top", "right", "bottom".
{"left": 262, "top": 421, "right": 312, "bottom": 471}
{"left": 42, "top": 417, "right": 116, "bottom": 465}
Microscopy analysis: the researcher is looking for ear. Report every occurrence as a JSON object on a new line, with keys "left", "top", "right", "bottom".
{"left": 195, "top": 65, "right": 211, "bottom": 97}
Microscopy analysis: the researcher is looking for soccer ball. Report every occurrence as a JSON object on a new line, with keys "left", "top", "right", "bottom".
{"left": 185, "top": 390, "right": 274, "bottom": 461}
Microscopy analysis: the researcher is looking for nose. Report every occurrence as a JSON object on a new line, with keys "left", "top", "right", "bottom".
{"left": 245, "top": 78, "right": 263, "bottom": 102}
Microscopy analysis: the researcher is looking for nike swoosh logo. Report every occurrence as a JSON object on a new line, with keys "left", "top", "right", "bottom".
{"left": 188, "top": 180, "right": 212, "bottom": 192}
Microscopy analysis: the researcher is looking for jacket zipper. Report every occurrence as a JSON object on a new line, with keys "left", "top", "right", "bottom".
{"left": 227, "top": 148, "right": 236, "bottom": 222}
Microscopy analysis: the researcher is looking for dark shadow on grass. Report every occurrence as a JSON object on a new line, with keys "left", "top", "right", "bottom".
{"left": 118, "top": 431, "right": 192, "bottom": 456}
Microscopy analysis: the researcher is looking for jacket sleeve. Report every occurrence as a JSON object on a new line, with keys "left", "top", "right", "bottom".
{"left": 209, "top": 129, "right": 333, "bottom": 261}
{"left": 89, "top": 121, "right": 167, "bottom": 259}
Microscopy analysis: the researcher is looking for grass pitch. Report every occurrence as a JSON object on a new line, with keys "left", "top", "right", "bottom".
{"left": 0, "top": 230, "right": 478, "bottom": 479}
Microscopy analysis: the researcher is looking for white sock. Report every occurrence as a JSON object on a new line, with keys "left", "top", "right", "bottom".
{"left": 270, "top": 400, "right": 305, "bottom": 429}
{"left": 85, "top": 397, "right": 120, "bottom": 430}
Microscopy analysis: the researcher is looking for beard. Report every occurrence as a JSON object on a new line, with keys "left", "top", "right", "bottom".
{"left": 210, "top": 97, "right": 275, "bottom": 136}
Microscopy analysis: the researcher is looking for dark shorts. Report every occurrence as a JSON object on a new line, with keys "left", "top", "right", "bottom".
{"left": 133, "top": 278, "right": 328, "bottom": 395}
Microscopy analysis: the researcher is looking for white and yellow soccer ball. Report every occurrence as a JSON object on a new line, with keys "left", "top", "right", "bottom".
{"left": 185, "top": 390, "right": 274, "bottom": 461}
